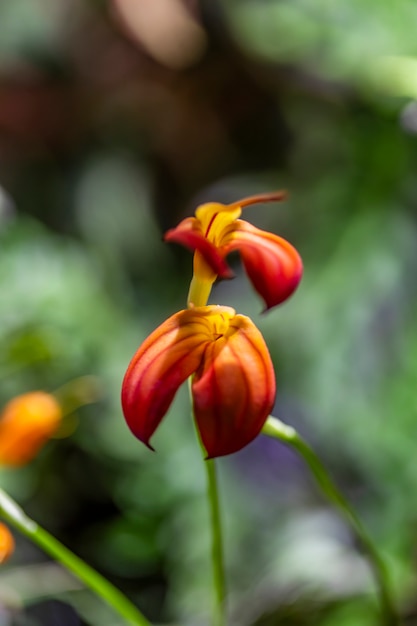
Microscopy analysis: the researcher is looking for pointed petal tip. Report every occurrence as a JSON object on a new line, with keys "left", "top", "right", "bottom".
{"left": 144, "top": 440, "right": 156, "bottom": 453}
{"left": 259, "top": 270, "right": 303, "bottom": 312}
{"left": 218, "top": 266, "right": 235, "bottom": 280}
{"left": 124, "top": 421, "right": 157, "bottom": 452}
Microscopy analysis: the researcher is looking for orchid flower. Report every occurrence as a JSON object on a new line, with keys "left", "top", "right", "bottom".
{"left": 164, "top": 191, "right": 303, "bottom": 310}
{"left": 121, "top": 306, "right": 275, "bottom": 458}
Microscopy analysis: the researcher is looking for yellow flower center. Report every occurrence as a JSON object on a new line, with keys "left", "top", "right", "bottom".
{"left": 195, "top": 202, "right": 241, "bottom": 246}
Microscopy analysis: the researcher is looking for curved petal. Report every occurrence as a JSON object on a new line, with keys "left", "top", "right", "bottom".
{"left": 121, "top": 309, "right": 209, "bottom": 449}
{"left": 164, "top": 217, "right": 233, "bottom": 279}
{"left": 192, "top": 314, "right": 276, "bottom": 458}
{"left": 222, "top": 220, "right": 303, "bottom": 311}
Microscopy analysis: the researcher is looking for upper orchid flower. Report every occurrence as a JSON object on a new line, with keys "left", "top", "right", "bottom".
{"left": 121, "top": 305, "right": 275, "bottom": 458}
{"left": 164, "top": 191, "right": 303, "bottom": 310}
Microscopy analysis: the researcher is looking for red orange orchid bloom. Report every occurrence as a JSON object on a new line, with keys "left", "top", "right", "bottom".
{"left": 121, "top": 306, "right": 275, "bottom": 458}
{"left": 164, "top": 191, "right": 303, "bottom": 310}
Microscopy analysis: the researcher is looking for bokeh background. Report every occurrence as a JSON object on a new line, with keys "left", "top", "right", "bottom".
{"left": 1, "top": 1, "right": 417, "bottom": 625}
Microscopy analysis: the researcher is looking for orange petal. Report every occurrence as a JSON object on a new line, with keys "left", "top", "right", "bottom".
{"left": 223, "top": 220, "right": 303, "bottom": 311}
{"left": 164, "top": 217, "right": 233, "bottom": 279}
{"left": 121, "top": 308, "right": 223, "bottom": 449}
{"left": 0, "top": 392, "right": 62, "bottom": 467}
{"left": 192, "top": 314, "right": 276, "bottom": 457}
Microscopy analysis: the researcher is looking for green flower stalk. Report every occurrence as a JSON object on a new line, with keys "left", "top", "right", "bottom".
{"left": 262, "top": 416, "right": 399, "bottom": 626}
{"left": 0, "top": 488, "right": 151, "bottom": 626}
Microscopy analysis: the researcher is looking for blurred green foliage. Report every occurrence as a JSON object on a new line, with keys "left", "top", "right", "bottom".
{"left": 1, "top": 1, "right": 417, "bottom": 625}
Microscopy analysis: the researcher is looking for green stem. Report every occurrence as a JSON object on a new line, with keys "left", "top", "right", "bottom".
{"left": 205, "top": 458, "right": 227, "bottom": 626}
{"left": 0, "top": 488, "right": 151, "bottom": 626}
{"left": 188, "top": 378, "right": 226, "bottom": 626}
{"left": 186, "top": 273, "right": 225, "bottom": 625}
{"left": 262, "top": 416, "right": 399, "bottom": 626}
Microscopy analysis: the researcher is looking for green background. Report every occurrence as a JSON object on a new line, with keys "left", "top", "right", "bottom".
{"left": 1, "top": 1, "right": 417, "bottom": 624}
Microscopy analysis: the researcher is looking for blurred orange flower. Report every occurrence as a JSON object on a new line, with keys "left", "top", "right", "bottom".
{"left": 122, "top": 305, "right": 275, "bottom": 458}
{"left": 0, "top": 523, "right": 14, "bottom": 564}
{"left": 0, "top": 392, "right": 62, "bottom": 467}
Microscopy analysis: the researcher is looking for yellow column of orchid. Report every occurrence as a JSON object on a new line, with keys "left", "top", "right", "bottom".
{"left": 187, "top": 202, "right": 241, "bottom": 308}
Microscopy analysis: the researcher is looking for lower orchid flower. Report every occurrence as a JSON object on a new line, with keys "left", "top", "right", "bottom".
{"left": 121, "top": 305, "right": 275, "bottom": 458}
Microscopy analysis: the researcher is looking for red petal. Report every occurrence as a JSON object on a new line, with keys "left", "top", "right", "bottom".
{"left": 164, "top": 218, "right": 233, "bottom": 279}
{"left": 223, "top": 221, "right": 303, "bottom": 311}
{"left": 121, "top": 310, "right": 208, "bottom": 449}
{"left": 192, "top": 315, "right": 276, "bottom": 457}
